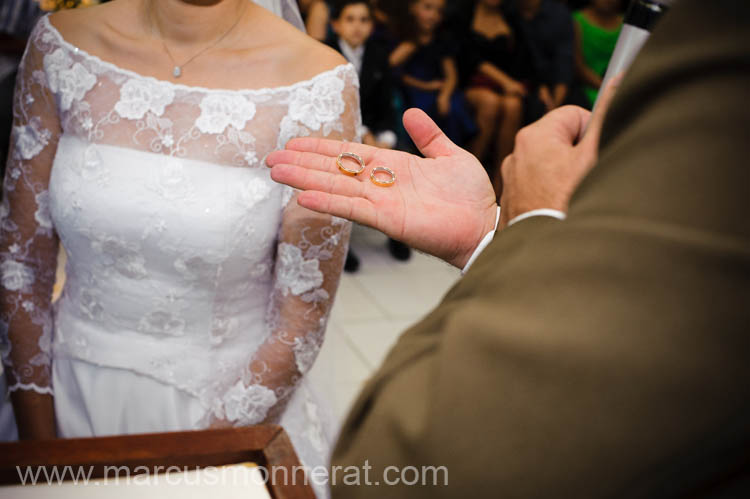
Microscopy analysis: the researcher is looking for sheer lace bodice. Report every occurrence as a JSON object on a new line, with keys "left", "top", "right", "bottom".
{"left": 0, "top": 15, "right": 360, "bottom": 427}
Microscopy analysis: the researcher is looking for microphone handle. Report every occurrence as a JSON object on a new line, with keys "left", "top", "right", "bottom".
{"left": 591, "top": 0, "right": 674, "bottom": 113}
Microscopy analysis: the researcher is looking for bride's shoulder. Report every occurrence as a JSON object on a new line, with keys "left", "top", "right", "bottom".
{"left": 284, "top": 37, "right": 350, "bottom": 83}
{"left": 47, "top": 0, "right": 139, "bottom": 52}
{"left": 246, "top": 5, "right": 349, "bottom": 84}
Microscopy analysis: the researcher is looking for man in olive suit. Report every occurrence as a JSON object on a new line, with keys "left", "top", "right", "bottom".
{"left": 267, "top": 0, "right": 749, "bottom": 496}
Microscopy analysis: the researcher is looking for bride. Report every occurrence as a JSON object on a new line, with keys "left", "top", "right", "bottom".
{"left": 0, "top": 0, "right": 359, "bottom": 488}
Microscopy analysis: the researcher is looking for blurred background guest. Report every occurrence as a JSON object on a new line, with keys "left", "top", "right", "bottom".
{"left": 571, "top": 0, "right": 623, "bottom": 109}
{"left": 389, "top": 0, "right": 476, "bottom": 146}
{"left": 511, "top": 0, "right": 574, "bottom": 122}
{"left": 329, "top": 0, "right": 396, "bottom": 149}
{"left": 298, "top": 0, "right": 331, "bottom": 40}
{"left": 328, "top": 0, "right": 410, "bottom": 270}
{"left": 450, "top": 0, "right": 526, "bottom": 197}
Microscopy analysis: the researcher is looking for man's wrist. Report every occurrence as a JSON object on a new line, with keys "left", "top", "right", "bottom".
{"left": 460, "top": 206, "right": 501, "bottom": 273}
{"left": 461, "top": 207, "right": 566, "bottom": 274}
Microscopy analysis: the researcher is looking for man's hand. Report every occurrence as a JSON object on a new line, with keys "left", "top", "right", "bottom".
{"left": 499, "top": 78, "right": 619, "bottom": 227}
{"left": 266, "top": 79, "right": 618, "bottom": 267}
{"left": 266, "top": 109, "right": 497, "bottom": 269}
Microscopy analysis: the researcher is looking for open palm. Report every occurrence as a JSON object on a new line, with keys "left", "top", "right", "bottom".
{"left": 266, "top": 109, "right": 498, "bottom": 268}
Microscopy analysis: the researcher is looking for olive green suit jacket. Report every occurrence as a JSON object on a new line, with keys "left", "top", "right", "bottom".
{"left": 330, "top": 1, "right": 750, "bottom": 497}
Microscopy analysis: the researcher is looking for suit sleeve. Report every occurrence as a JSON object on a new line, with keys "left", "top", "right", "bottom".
{"left": 330, "top": 1, "right": 750, "bottom": 498}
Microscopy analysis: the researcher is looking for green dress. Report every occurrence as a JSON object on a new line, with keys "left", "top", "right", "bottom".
{"left": 573, "top": 10, "right": 622, "bottom": 106}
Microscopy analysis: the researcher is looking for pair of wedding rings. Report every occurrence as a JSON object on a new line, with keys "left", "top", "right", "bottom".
{"left": 336, "top": 152, "right": 395, "bottom": 187}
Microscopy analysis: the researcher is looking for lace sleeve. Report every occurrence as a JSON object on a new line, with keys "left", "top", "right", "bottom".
{"left": 0, "top": 24, "right": 62, "bottom": 395}
{"left": 216, "top": 66, "right": 360, "bottom": 426}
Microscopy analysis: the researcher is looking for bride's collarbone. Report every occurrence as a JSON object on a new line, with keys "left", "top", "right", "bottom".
{"left": 49, "top": 6, "right": 341, "bottom": 91}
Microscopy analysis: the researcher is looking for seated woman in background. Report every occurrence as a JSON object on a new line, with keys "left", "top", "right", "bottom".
{"left": 453, "top": 0, "right": 526, "bottom": 196}
{"left": 389, "top": 0, "right": 475, "bottom": 147}
{"left": 297, "top": 0, "right": 331, "bottom": 40}
{"left": 512, "top": 0, "right": 575, "bottom": 122}
{"left": 572, "top": 0, "right": 623, "bottom": 109}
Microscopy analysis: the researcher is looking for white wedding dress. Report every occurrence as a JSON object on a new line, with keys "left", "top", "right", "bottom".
{"left": 0, "top": 16, "right": 360, "bottom": 496}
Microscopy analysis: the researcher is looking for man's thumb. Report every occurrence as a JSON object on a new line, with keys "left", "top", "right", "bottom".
{"left": 403, "top": 108, "right": 460, "bottom": 158}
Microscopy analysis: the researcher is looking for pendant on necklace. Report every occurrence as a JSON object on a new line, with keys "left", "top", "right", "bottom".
{"left": 173, "top": 66, "right": 182, "bottom": 78}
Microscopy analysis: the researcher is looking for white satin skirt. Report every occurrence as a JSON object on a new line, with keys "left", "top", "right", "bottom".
{"left": 52, "top": 356, "right": 333, "bottom": 498}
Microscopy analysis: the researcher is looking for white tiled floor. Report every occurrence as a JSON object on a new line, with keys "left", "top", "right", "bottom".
{"left": 308, "top": 224, "right": 460, "bottom": 429}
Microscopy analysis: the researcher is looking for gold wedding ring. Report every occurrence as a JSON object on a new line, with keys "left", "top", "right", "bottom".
{"left": 337, "top": 152, "right": 365, "bottom": 176}
{"left": 370, "top": 166, "right": 396, "bottom": 187}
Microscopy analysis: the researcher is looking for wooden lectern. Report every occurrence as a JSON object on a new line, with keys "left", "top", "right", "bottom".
{"left": 0, "top": 425, "right": 315, "bottom": 498}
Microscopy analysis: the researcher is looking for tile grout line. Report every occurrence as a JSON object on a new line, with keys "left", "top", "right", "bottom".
{"left": 330, "top": 319, "right": 378, "bottom": 372}
{"left": 349, "top": 274, "right": 394, "bottom": 320}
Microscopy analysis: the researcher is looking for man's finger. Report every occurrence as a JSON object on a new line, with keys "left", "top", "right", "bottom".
{"left": 534, "top": 105, "right": 591, "bottom": 144}
{"left": 284, "top": 137, "right": 379, "bottom": 163}
{"left": 270, "top": 164, "right": 368, "bottom": 197}
{"left": 267, "top": 149, "right": 339, "bottom": 174}
{"left": 580, "top": 74, "right": 622, "bottom": 149}
{"left": 497, "top": 154, "right": 514, "bottom": 227}
{"left": 403, "top": 108, "right": 461, "bottom": 159}
{"left": 297, "top": 190, "right": 378, "bottom": 228}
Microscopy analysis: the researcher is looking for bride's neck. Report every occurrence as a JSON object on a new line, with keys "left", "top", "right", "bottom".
{"left": 142, "top": 0, "right": 247, "bottom": 47}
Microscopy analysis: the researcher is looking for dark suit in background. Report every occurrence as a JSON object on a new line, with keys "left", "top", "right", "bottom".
{"left": 512, "top": 0, "right": 575, "bottom": 122}
{"left": 327, "top": 35, "right": 396, "bottom": 139}
{"left": 331, "top": 0, "right": 750, "bottom": 497}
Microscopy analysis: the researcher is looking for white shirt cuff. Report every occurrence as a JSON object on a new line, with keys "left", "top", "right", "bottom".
{"left": 461, "top": 207, "right": 566, "bottom": 274}
{"left": 461, "top": 206, "right": 501, "bottom": 274}
{"left": 507, "top": 208, "right": 566, "bottom": 227}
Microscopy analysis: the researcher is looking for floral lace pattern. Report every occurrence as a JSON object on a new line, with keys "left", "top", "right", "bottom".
{"left": 43, "top": 48, "right": 97, "bottom": 112}
{"left": 0, "top": 15, "right": 360, "bottom": 430}
{"left": 221, "top": 381, "right": 278, "bottom": 426}
{"left": 195, "top": 94, "right": 256, "bottom": 135}
{"left": 287, "top": 75, "right": 346, "bottom": 134}
{"left": 1, "top": 261, "right": 36, "bottom": 292}
{"left": 114, "top": 79, "right": 175, "bottom": 120}
{"left": 14, "top": 119, "right": 51, "bottom": 160}
{"left": 276, "top": 243, "right": 324, "bottom": 297}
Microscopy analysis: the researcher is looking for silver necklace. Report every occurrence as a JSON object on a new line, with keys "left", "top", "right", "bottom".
{"left": 151, "top": 3, "right": 247, "bottom": 78}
